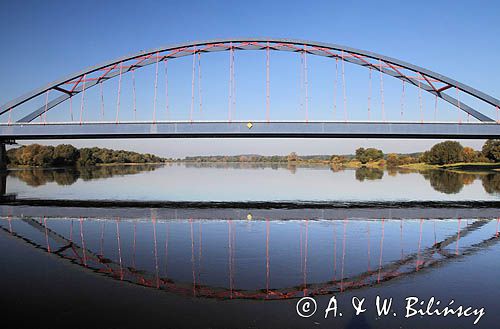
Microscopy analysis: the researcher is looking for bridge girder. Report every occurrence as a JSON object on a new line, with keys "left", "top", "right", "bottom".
{"left": 0, "top": 38, "right": 499, "bottom": 124}
{"left": 1, "top": 121, "right": 499, "bottom": 140}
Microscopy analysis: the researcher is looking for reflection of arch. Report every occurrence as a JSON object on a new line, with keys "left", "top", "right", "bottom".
{"left": 1, "top": 38, "right": 499, "bottom": 122}
{"left": 2, "top": 217, "right": 497, "bottom": 300}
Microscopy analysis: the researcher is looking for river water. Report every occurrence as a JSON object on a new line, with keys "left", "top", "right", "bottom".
{"left": 4, "top": 163, "right": 500, "bottom": 201}
{"left": 0, "top": 163, "right": 499, "bottom": 329}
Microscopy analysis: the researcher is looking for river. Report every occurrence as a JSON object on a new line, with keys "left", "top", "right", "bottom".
{"left": 0, "top": 163, "right": 499, "bottom": 329}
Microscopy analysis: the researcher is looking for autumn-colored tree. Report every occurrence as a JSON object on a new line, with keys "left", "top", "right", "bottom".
{"left": 462, "top": 147, "right": 478, "bottom": 163}
{"left": 386, "top": 153, "right": 401, "bottom": 167}
{"left": 7, "top": 144, "right": 164, "bottom": 167}
{"left": 399, "top": 156, "right": 418, "bottom": 165}
{"left": 330, "top": 155, "right": 347, "bottom": 164}
{"left": 287, "top": 152, "right": 298, "bottom": 162}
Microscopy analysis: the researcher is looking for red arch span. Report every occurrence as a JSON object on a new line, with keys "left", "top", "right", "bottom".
{"left": 1, "top": 38, "right": 498, "bottom": 122}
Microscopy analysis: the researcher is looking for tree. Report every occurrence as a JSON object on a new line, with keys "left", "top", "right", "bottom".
{"left": 386, "top": 153, "right": 401, "bottom": 167}
{"left": 425, "top": 141, "right": 464, "bottom": 165}
{"left": 287, "top": 152, "right": 298, "bottom": 162}
{"left": 399, "top": 156, "right": 418, "bottom": 165}
{"left": 77, "top": 148, "right": 98, "bottom": 166}
{"left": 330, "top": 155, "right": 347, "bottom": 164}
{"left": 482, "top": 139, "right": 500, "bottom": 162}
{"left": 35, "top": 146, "right": 55, "bottom": 167}
{"left": 462, "top": 147, "right": 478, "bottom": 163}
{"left": 53, "top": 144, "right": 80, "bottom": 166}
{"left": 420, "top": 151, "right": 430, "bottom": 164}
{"left": 355, "top": 147, "right": 384, "bottom": 164}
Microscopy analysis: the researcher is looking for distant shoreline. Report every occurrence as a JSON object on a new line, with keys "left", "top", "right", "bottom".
{"left": 178, "top": 160, "right": 500, "bottom": 172}
{"left": 6, "top": 160, "right": 500, "bottom": 172}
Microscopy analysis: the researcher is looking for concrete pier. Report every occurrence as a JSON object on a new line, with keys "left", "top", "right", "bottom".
{"left": 0, "top": 142, "right": 6, "bottom": 171}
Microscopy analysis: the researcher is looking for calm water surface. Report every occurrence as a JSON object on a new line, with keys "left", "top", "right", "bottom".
{"left": 5, "top": 163, "right": 500, "bottom": 201}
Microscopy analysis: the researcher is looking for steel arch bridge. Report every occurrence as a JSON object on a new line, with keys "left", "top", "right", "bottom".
{"left": 1, "top": 38, "right": 500, "bottom": 141}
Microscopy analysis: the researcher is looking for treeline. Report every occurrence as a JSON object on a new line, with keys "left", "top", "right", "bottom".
{"left": 421, "top": 139, "right": 499, "bottom": 165}
{"left": 181, "top": 140, "right": 500, "bottom": 168}
{"left": 332, "top": 148, "right": 420, "bottom": 167}
{"left": 345, "top": 140, "right": 500, "bottom": 167}
{"left": 183, "top": 151, "right": 420, "bottom": 167}
{"left": 7, "top": 144, "right": 165, "bottom": 167}
{"left": 183, "top": 154, "right": 341, "bottom": 163}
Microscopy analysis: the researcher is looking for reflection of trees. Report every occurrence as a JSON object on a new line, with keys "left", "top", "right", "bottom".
{"left": 387, "top": 168, "right": 398, "bottom": 177}
{"left": 9, "top": 164, "right": 161, "bottom": 187}
{"left": 462, "top": 174, "right": 476, "bottom": 186}
{"left": 9, "top": 169, "right": 77, "bottom": 187}
{"left": 387, "top": 167, "right": 417, "bottom": 177}
{"left": 355, "top": 167, "right": 384, "bottom": 181}
{"left": 77, "top": 165, "right": 159, "bottom": 181}
{"left": 329, "top": 163, "right": 344, "bottom": 173}
{"left": 481, "top": 174, "right": 500, "bottom": 194}
{"left": 52, "top": 169, "right": 80, "bottom": 185}
{"left": 421, "top": 170, "right": 477, "bottom": 194}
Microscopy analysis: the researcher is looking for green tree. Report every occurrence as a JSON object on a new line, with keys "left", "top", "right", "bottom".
{"left": 53, "top": 144, "right": 80, "bottom": 166}
{"left": 77, "top": 148, "right": 98, "bottom": 166}
{"left": 420, "top": 151, "right": 430, "bottom": 163}
{"left": 425, "top": 141, "right": 464, "bottom": 165}
{"left": 355, "top": 147, "right": 384, "bottom": 164}
{"left": 482, "top": 139, "right": 500, "bottom": 162}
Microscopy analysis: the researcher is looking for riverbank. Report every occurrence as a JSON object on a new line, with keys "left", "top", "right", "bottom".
{"left": 6, "top": 162, "right": 166, "bottom": 170}
{"left": 6, "top": 159, "right": 500, "bottom": 175}
{"left": 180, "top": 159, "right": 500, "bottom": 173}
{"left": 400, "top": 162, "right": 500, "bottom": 172}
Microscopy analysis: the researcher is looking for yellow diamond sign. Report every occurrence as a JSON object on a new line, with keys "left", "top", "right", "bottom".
{"left": 246, "top": 122, "right": 253, "bottom": 129}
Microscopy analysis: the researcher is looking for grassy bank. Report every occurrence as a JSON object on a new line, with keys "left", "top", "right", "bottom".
{"left": 400, "top": 162, "right": 500, "bottom": 172}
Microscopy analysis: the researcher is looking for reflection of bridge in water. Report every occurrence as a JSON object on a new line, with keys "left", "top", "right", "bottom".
{"left": 1, "top": 213, "right": 498, "bottom": 300}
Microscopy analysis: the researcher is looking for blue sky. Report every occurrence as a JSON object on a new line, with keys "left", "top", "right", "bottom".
{"left": 0, "top": 0, "right": 499, "bottom": 157}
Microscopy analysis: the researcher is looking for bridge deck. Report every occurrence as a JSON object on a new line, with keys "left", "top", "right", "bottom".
{"left": 0, "top": 121, "right": 499, "bottom": 140}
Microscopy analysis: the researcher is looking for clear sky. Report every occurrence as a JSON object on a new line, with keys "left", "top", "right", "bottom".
{"left": 1, "top": 0, "right": 499, "bottom": 157}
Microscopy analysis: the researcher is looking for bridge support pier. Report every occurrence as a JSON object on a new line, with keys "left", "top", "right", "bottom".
{"left": 0, "top": 141, "right": 6, "bottom": 171}
{"left": 0, "top": 171, "right": 6, "bottom": 197}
